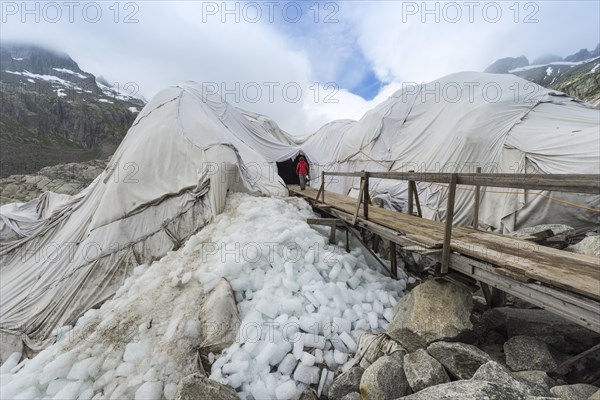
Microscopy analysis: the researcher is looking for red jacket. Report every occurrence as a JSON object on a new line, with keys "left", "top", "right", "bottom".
{"left": 296, "top": 160, "right": 309, "bottom": 175}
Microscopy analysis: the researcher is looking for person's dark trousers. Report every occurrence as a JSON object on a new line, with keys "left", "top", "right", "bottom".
{"left": 299, "top": 174, "right": 306, "bottom": 190}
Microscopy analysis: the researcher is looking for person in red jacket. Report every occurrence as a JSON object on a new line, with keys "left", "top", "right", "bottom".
{"left": 296, "top": 156, "right": 310, "bottom": 190}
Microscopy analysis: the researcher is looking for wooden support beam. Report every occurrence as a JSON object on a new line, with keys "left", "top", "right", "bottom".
{"left": 440, "top": 173, "right": 458, "bottom": 275}
{"left": 352, "top": 176, "right": 366, "bottom": 225}
{"left": 411, "top": 181, "right": 422, "bottom": 218}
{"left": 307, "top": 218, "right": 339, "bottom": 244}
{"left": 363, "top": 171, "right": 370, "bottom": 220}
{"left": 408, "top": 179, "right": 414, "bottom": 216}
{"left": 548, "top": 343, "right": 600, "bottom": 385}
{"left": 323, "top": 171, "right": 600, "bottom": 194}
{"left": 472, "top": 166, "right": 481, "bottom": 229}
{"left": 390, "top": 241, "right": 397, "bottom": 279}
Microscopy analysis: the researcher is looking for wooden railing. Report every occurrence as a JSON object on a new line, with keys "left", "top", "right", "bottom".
{"left": 315, "top": 170, "right": 600, "bottom": 274}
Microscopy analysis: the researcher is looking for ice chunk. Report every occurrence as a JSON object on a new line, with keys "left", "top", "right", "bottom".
{"left": 317, "top": 368, "right": 330, "bottom": 397}
{"left": 334, "top": 349, "right": 348, "bottom": 364}
{"left": 339, "top": 332, "right": 358, "bottom": 353}
{"left": 367, "top": 312, "right": 379, "bottom": 330}
{"left": 66, "top": 357, "right": 95, "bottom": 380}
{"left": 314, "top": 349, "right": 324, "bottom": 364}
{"left": 303, "top": 333, "right": 326, "bottom": 350}
{"left": 293, "top": 338, "right": 304, "bottom": 360}
{"left": 256, "top": 299, "right": 278, "bottom": 319}
{"left": 333, "top": 317, "right": 351, "bottom": 333}
{"left": 383, "top": 308, "right": 395, "bottom": 323}
{"left": 135, "top": 381, "right": 162, "bottom": 399}
{"left": 0, "top": 352, "right": 21, "bottom": 374}
{"left": 54, "top": 381, "right": 82, "bottom": 399}
{"left": 123, "top": 339, "right": 153, "bottom": 363}
{"left": 277, "top": 354, "right": 297, "bottom": 375}
{"left": 275, "top": 380, "right": 297, "bottom": 400}
{"left": 300, "top": 352, "right": 316, "bottom": 366}
{"left": 293, "top": 364, "right": 320, "bottom": 385}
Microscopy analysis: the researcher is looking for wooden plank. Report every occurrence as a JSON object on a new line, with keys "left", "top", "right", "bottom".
{"left": 390, "top": 241, "right": 397, "bottom": 279}
{"left": 440, "top": 173, "right": 458, "bottom": 274}
{"left": 549, "top": 343, "right": 600, "bottom": 384}
{"left": 448, "top": 254, "right": 600, "bottom": 333}
{"left": 472, "top": 166, "right": 481, "bottom": 229}
{"left": 289, "top": 185, "right": 600, "bottom": 301}
{"left": 408, "top": 179, "right": 414, "bottom": 215}
{"left": 363, "top": 172, "right": 370, "bottom": 220}
{"left": 324, "top": 171, "right": 600, "bottom": 194}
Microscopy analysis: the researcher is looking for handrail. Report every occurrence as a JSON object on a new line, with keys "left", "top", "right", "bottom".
{"left": 317, "top": 170, "right": 599, "bottom": 276}
{"left": 322, "top": 171, "right": 600, "bottom": 194}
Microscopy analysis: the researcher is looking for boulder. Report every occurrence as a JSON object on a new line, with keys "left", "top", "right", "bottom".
{"left": 550, "top": 384, "right": 600, "bottom": 400}
{"left": 472, "top": 361, "right": 550, "bottom": 397}
{"left": 360, "top": 352, "right": 411, "bottom": 399}
{"left": 480, "top": 308, "right": 599, "bottom": 355}
{"left": 589, "top": 389, "right": 600, "bottom": 399}
{"left": 340, "top": 393, "right": 361, "bottom": 400}
{"left": 515, "top": 371, "right": 557, "bottom": 391}
{"left": 327, "top": 367, "right": 364, "bottom": 400}
{"left": 299, "top": 388, "right": 319, "bottom": 400}
{"left": 173, "top": 373, "right": 238, "bottom": 400}
{"left": 403, "top": 349, "right": 450, "bottom": 392}
{"left": 397, "top": 380, "right": 528, "bottom": 399}
{"left": 427, "top": 341, "right": 493, "bottom": 379}
{"left": 387, "top": 279, "right": 473, "bottom": 351}
{"left": 504, "top": 336, "right": 558, "bottom": 372}
{"left": 566, "top": 236, "right": 600, "bottom": 257}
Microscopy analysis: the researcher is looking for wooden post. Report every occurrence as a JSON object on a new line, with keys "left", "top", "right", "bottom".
{"left": 363, "top": 171, "right": 370, "bottom": 220}
{"left": 390, "top": 241, "right": 397, "bottom": 279}
{"left": 321, "top": 171, "right": 325, "bottom": 203}
{"left": 352, "top": 176, "right": 366, "bottom": 225}
{"left": 408, "top": 179, "right": 414, "bottom": 215}
{"left": 411, "top": 181, "right": 422, "bottom": 217}
{"left": 472, "top": 166, "right": 481, "bottom": 229}
{"left": 345, "top": 229, "right": 350, "bottom": 252}
{"left": 440, "top": 173, "right": 458, "bottom": 274}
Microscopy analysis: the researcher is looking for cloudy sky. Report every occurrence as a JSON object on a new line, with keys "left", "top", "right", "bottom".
{"left": 2, "top": 1, "right": 599, "bottom": 134}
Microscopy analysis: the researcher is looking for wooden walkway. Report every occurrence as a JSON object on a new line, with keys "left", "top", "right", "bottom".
{"left": 289, "top": 185, "right": 600, "bottom": 331}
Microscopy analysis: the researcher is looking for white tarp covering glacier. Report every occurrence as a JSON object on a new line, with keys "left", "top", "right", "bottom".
{"left": 1, "top": 71, "right": 598, "bottom": 371}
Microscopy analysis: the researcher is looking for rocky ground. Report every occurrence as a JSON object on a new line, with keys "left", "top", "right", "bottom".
{"left": 173, "top": 277, "right": 600, "bottom": 400}
{"left": 0, "top": 158, "right": 107, "bottom": 205}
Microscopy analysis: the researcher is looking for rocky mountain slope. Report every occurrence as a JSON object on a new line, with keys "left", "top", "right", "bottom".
{"left": 485, "top": 44, "right": 600, "bottom": 107}
{"left": 0, "top": 43, "right": 145, "bottom": 177}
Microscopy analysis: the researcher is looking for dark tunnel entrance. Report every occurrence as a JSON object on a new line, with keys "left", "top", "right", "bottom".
{"left": 276, "top": 158, "right": 300, "bottom": 185}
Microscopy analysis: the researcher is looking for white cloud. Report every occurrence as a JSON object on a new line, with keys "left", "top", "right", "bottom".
{"left": 1, "top": 1, "right": 598, "bottom": 135}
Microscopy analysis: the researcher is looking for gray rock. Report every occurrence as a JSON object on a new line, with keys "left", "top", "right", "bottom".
{"left": 472, "top": 361, "right": 550, "bottom": 397}
{"left": 515, "top": 371, "right": 557, "bottom": 391}
{"left": 403, "top": 349, "right": 450, "bottom": 392}
{"left": 504, "top": 336, "right": 558, "bottom": 372}
{"left": 328, "top": 367, "right": 364, "bottom": 400}
{"left": 173, "top": 373, "right": 238, "bottom": 400}
{"left": 481, "top": 308, "right": 600, "bottom": 355}
{"left": 427, "top": 341, "right": 493, "bottom": 379}
{"left": 360, "top": 353, "right": 411, "bottom": 399}
{"left": 387, "top": 279, "right": 473, "bottom": 352}
{"left": 550, "top": 384, "right": 600, "bottom": 400}
{"left": 299, "top": 388, "right": 319, "bottom": 400}
{"left": 566, "top": 236, "right": 600, "bottom": 257}
{"left": 397, "top": 380, "right": 528, "bottom": 399}
{"left": 340, "top": 393, "right": 361, "bottom": 400}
